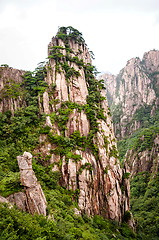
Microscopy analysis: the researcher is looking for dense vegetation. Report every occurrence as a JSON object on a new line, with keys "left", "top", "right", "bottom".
{"left": 0, "top": 63, "right": 47, "bottom": 196}
{"left": 0, "top": 202, "right": 136, "bottom": 240}
{"left": 56, "top": 26, "right": 85, "bottom": 44}
{"left": 130, "top": 172, "right": 159, "bottom": 239}
{"left": 117, "top": 104, "right": 159, "bottom": 161}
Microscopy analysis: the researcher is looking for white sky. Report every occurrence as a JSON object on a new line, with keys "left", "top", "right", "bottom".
{"left": 0, "top": 0, "right": 159, "bottom": 74}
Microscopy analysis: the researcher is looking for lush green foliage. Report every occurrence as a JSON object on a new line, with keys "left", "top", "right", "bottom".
{"left": 22, "top": 63, "right": 47, "bottom": 105}
{"left": 111, "top": 103, "right": 123, "bottom": 125}
{"left": 0, "top": 202, "right": 136, "bottom": 240}
{"left": 117, "top": 125, "right": 159, "bottom": 239}
{"left": 84, "top": 64, "right": 106, "bottom": 128}
{"left": 56, "top": 26, "right": 85, "bottom": 44}
{"left": 0, "top": 64, "right": 47, "bottom": 196}
{"left": 0, "top": 106, "right": 43, "bottom": 171}
{"left": 118, "top": 122, "right": 159, "bottom": 161}
{"left": 109, "top": 144, "right": 119, "bottom": 158}
{"left": 130, "top": 172, "right": 159, "bottom": 239}
{"left": 0, "top": 80, "right": 23, "bottom": 100}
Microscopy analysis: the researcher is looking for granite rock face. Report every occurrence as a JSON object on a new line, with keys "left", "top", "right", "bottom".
{"left": 143, "top": 50, "right": 159, "bottom": 73}
{"left": 125, "top": 135, "right": 159, "bottom": 177}
{"left": 36, "top": 29, "right": 130, "bottom": 222}
{"left": 17, "top": 152, "right": 47, "bottom": 215}
{"left": 1, "top": 152, "right": 47, "bottom": 216}
{"left": 0, "top": 66, "right": 25, "bottom": 113}
{"left": 102, "top": 50, "right": 159, "bottom": 139}
{"left": 7, "top": 192, "right": 26, "bottom": 211}
{"left": 0, "top": 195, "right": 12, "bottom": 205}
{"left": 102, "top": 50, "right": 159, "bottom": 181}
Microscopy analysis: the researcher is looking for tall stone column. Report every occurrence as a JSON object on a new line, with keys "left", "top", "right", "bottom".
{"left": 17, "top": 152, "right": 47, "bottom": 216}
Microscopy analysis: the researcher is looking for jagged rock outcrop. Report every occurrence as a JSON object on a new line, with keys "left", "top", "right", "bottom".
{"left": 36, "top": 27, "right": 130, "bottom": 221}
{"left": 143, "top": 50, "right": 159, "bottom": 74}
{"left": 0, "top": 66, "right": 25, "bottom": 113}
{"left": 125, "top": 135, "right": 159, "bottom": 177}
{"left": 0, "top": 152, "right": 47, "bottom": 215}
{"left": 16, "top": 152, "right": 47, "bottom": 215}
{"left": 102, "top": 50, "right": 159, "bottom": 139}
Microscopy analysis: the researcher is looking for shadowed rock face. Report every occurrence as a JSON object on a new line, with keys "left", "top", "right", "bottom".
{"left": 7, "top": 192, "right": 27, "bottom": 211}
{"left": 17, "top": 152, "right": 47, "bottom": 216}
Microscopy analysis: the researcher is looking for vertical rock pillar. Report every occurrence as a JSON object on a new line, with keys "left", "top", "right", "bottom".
{"left": 17, "top": 152, "right": 47, "bottom": 216}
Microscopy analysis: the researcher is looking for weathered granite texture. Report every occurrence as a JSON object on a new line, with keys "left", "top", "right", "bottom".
{"left": 102, "top": 50, "right": 159, "bottom": 139}
{"left": 0, "top": 152, "right": 47, "bottom": 216}
{"left": 0, "top": 66, "right": 25, "bottom": 113}
{"left": 37, "top": 33, "right": 130, "bottom": 222}
{"left": 125, "top": 135, "right": 159, "bottom": 177}
{"left": 17, "top": 152, "right": 47, "bottom": 215}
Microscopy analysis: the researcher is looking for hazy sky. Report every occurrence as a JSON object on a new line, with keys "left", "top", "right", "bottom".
{"left": 1, "top": 0, "right": 159, "bottom": 74}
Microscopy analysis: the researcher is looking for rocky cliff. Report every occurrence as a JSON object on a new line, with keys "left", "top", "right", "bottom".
{"left": 36, "top": 27, "right": 130, "bottom": 221}
{"left": 7, "top": 152, "right": 47, "bottom": 215}
{"left": 0, "top": 66, "right": 25, "bottom": 113}
{"left": 0, "top": 27, "right": 130, "bottom": 222}
{"left": 102, "top": 49, "right": 159, "bottom": 174}
{"left": 125, "top": 134, "right": 159, "bottom": 177}
{"left": 102, "top": 50, "right": 159, "bottom": 139}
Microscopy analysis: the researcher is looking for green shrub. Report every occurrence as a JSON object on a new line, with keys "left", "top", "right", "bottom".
{"left": 130, "top": 172, "right": 159, "bottom": 238}
{"left": 109, "top": 145, "right": 119, "bottom": 158}
{"left": 0, "top": 172, "right": 22, "bottom": 197}
{"left": 39, "top": 126, "right": 51, "bottom": 134}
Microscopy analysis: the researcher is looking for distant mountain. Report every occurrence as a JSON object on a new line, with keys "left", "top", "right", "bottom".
{"left": 101, "top": 50, "right": 159, "bottom": 139}
{"left": 103, "top": 50, "right": 159, "bottom": 239}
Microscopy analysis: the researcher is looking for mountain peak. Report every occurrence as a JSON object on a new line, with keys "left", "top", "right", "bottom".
{"left": 0, "top": 27, "right": 130, "bottom": 223}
